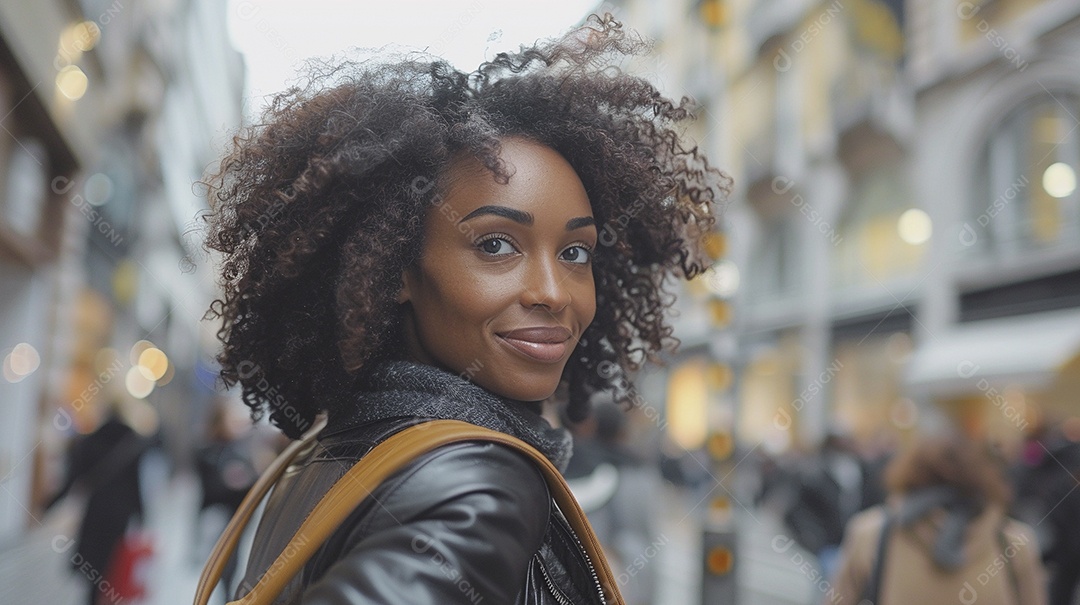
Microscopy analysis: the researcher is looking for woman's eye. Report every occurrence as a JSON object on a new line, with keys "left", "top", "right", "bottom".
{"left": 477, "top": 237, "right": 517, "bottom": 256}
{"left": 560, "top": 245, "right": 592, "bottom": 265}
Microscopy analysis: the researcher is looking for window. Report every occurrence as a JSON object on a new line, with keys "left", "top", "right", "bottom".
{"left": 970, "top": 92, "right": 1080, "bottom": 256}
{"left": 833, "top": 161, "right": 921, "bottom": 287}
{"left": 750, "top": 215, "right": 801, "bottom": 302}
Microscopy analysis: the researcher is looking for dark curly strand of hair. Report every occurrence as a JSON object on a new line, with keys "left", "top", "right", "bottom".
{"left": 202, "top": 14, "right": 730, "bottom": 438}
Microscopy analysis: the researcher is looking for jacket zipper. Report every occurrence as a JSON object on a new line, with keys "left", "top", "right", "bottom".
{"left": 554, "top": 506, "right": 608, "bottom": 604}
{"left": 534, "top": 553, "right": 574, "bottom": 605}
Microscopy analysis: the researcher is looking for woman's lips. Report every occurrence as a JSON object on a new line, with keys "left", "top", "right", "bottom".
{"left": 496, "top": 327, "right": 572, "bottom": 363}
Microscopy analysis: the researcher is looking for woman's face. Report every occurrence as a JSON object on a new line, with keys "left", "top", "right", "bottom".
{"left": 398, "top": 137, "right": 597, "bottom": 403}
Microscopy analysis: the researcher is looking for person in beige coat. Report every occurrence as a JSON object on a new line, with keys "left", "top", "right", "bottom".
{"left": 832, "top": 434, "right": 1046, "bottom": 605}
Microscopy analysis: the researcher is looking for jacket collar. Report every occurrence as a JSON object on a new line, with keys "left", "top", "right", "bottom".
{"left": 327, "top": 360, "right": 574, "bottom": 472}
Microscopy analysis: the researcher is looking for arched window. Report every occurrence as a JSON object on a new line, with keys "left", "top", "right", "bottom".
{"left": 970, "top": 92, "right": 1080, "bottom": 256}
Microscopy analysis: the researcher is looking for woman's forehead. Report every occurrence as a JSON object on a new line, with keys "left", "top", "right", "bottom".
{"left": 436, "top": 138, "right": 593, "bottom": 218}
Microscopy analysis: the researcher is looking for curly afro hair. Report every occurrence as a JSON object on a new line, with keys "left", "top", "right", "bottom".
{"left": 203, "top": 14, "right": 730, "bottom": 438}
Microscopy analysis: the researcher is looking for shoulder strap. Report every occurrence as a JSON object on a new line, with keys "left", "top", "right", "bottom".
{"left": 997, "top": 521, "right": 1021, "bottom": 604}
{"left": 194, "top": 419, "right": 625, "bottom": 605}
{"left": 862, "top": 509, "right": 894, "bottom": 605}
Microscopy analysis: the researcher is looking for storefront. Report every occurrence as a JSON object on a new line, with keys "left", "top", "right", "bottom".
{"left": 906, "top": 308, "right": 1080, "bottom": 453}
{"left": 0, "top": 33, "right": 81, "bottom": 540}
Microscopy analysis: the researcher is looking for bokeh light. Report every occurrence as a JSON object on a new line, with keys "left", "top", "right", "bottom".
{"left": 125, "top": 366, "right": 156, "bottom": 399}
{"left": 898, "top": 208, "right": 932, "bottom": 245}
{"left": 1043, "top": 162, "right": 1077, "bottom": 199}
{"left": 137, "top": 347, "right": 169, "bottom": 381}
{"left": 55, "top": 65, "right": 88, "bottom": 100}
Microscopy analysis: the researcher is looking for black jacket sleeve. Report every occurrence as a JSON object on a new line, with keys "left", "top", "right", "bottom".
{"left": 299, "top": 441, "right": 551, "bottom": 604}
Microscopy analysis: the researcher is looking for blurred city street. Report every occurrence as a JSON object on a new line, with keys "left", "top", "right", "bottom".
{"left": 1, "top": 474, "right": 822, "bottom": 605}
{"left": 0, "top": 467, "right": 205, "bottom": 605}
{"left": 2, "top": 0, "right": 1080, "bottom": 603}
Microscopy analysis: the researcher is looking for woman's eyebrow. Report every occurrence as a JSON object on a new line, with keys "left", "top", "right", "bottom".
{"left": 459, "top": 205, "right": 533, "bottom": 225}
{"left": 566, "top": 216, "right": 595, "bottom": 231}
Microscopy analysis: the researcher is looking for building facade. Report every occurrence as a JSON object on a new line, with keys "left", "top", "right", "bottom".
{"left": 0, "top": 0, "right": 242, "bottom": 543}
{"left": 607, "top": 0, "right": 1080, "bottom": 457}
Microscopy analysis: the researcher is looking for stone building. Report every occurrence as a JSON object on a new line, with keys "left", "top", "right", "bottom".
{"left": 608, "top": 0, "right": 1080, "bottom": 456}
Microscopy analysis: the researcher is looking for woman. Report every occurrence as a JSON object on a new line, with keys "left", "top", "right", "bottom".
{"left": 832, "top": 434, "right": 1046, "bottom": 605}
{"left": 203, "top": 15, "right": 726, "bottom": 604}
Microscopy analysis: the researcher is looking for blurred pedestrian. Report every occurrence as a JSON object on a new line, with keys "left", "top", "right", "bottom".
{"left": 1022, "top": 429, "right": 1080, "bottom": 605}
{"left": 1042, "top": 467, "right": 1080, "bottom": 605}
{"left": 47, "top": 396, "right": 152, "bottom": 605}
{"left": 832, "top": 433, "right": 1046, "bottom": 605}
{"left": 566, "top": 400, "right": 661, "bottom": 605}
{"left": 783, "top": 432, "right": 878, "bottom": 583}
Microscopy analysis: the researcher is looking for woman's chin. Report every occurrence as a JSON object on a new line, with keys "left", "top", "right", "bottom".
{"left": 482, "top": 377, "right": 558, "bottom": 404}
{"left": 453, "top": 359, "right": 559, "bottom": 402}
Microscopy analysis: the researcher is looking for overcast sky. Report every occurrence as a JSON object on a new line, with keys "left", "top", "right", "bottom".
{"left": 226, "top": 0, "right": 602, "bottom": 117}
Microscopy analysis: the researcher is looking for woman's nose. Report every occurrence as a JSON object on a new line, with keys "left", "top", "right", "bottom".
{"left": 520, "top": 256, "right": 571, "bottom": 312}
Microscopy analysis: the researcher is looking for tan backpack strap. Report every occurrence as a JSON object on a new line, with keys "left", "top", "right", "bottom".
{"left": 193, "top": 414, "right": 328, "bottom": 605}
{"left": 220, "top": 419, "right": 625, "bottom": 605}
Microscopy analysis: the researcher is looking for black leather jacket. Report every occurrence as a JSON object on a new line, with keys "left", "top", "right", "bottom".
{"left": 236, "top": 415, "right": 609, "bottom": 604}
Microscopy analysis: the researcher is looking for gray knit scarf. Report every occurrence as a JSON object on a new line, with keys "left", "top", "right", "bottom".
{"left": 897, "top": 485, "right": 982, "bottom": 570}
{"left": 327, "top": 360, "right": 574, "bottom": 472}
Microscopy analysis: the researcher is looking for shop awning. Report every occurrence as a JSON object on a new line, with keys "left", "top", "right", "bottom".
{"left": 905, "top": 309, "right": 1080, "bottom": 397}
